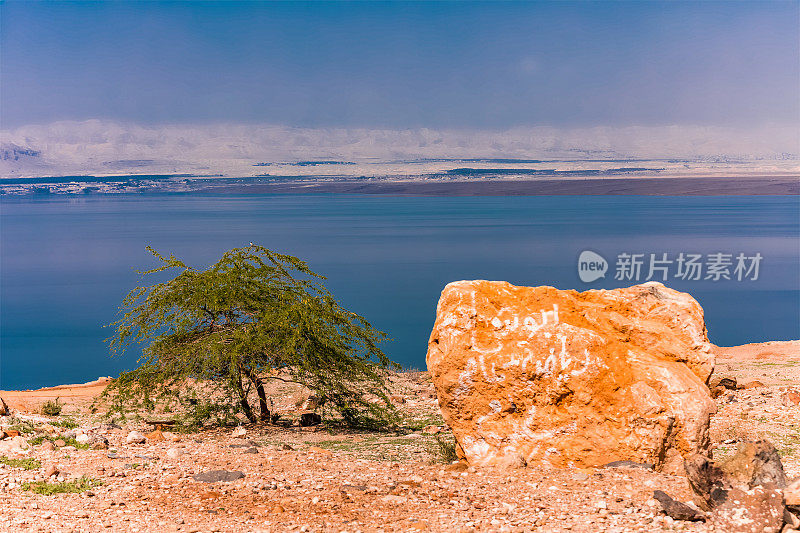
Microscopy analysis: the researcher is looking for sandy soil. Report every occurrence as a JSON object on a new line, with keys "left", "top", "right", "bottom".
{"left": 0, "top": 342, "right": 798, "bottom": 532}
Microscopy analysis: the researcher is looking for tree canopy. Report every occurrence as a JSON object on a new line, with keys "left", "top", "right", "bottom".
{"left": 105, "top": 245, "right": 399, "bottom": 427}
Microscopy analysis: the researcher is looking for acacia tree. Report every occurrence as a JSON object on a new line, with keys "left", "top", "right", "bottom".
{"left": 105, "top": 245, "right": 399, "bottom": 427}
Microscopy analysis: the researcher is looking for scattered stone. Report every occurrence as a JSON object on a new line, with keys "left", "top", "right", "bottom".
{"left": 231, "top": 426, "right": 247, "bottom": 438}
{"left": 243, "top": 447, "right": 258, "bottom": 454}
{"left": 782, "top": 392, "right": 800, "bottom": 407}
{"left": 4, "top": 429, "right": 20, "bottom": 438}
{"left": 90, "top": 436, "right": 109, "bottom": 450}
{"left": 0, "top": 397, "right": 9, "bottom": 416}
{"left": 166, "top": 448, "right": 183, "bottom": 460}
{"left": 711, "top": 485, "right": 784, "bottom": 533}
{"left": 603, "top": 460, "right": 654, "bottom": 470}
{"left": 75, "top": 433, "right": 90, "bottom": 444}
{"left": 652, "top": 490, "right": 706, "bottom": 521}
{"left": 44, "top": 464, "right": 58, "bottom": 478}
{"left": 54, "top": 439, "right": 66, "bottom": 447}
{"left": 784, "top": 508, "right": 800, "bottom": 530}
{"left": 280, "top": 444, "right": 294, "bottom": 451}
{"left": 126, "top": 431, "right": 146, "bottom": 444}
{"left": 192, "top": 470, "right": 245, "bottom": 483}
{"left": 742, "top": 380, "right": 766, "bottom": 389}
{"left": 427, "top": 281, "right": 715, "bottom": 472}
{"left": 307, "top": 446, "right": 333, "bottom": 455}
{"left": 0, "top": 435, "right": 29, "bottom": 454}
{"left": 710, "top": 377, "right": 738, "bottom": 390}
{"left": 422, "top": 425, "right": 441, "bottom": 435}
{"left": 786, "top": 478, "right": 800, "bottom": 510}
{"left": 299, "top": 412, "right": 322, "bottom": 427}
{"left": 718, "top": 440, "right": 788, "bottom": 489}
{"left": 39, "top": 440, "right": 56, "bottom": 451}
{"left": 146, "top": 429, "right": 166, "bottom": 442}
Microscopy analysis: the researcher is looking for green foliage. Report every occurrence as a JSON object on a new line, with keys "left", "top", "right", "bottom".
{"left": 0, "top": 456, "right": 41, "bottom": 470}
{"left": 27, "top": 435, "right": 91, "bottom": 450}
{"left": 51, "top": 418, "right": 78, "bottom": 429}
{"left": 430, "top": 434, "right": 459, "bottom": 464}
{"left": 6, "top": 419, "right": 35, "bottom": 435}
{"left": 40, "top": 398, "right": 62, "bottom": 416}
{"left": 104, "top": 245, "right": 399, "bottom": 428}
{"left": 23, "top": 476, "right": 101, "bottom": 495}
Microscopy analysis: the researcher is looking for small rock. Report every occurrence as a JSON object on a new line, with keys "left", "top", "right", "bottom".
{"left": 126, "top": 431, "right": 146, "bottom": 444}
{"left": 231, "top": 426, "right": 247, "bottom": 438}
{"left": 146, "top": 429, "right": 166, "bottom": 442}
{"left": 299, "top": 412, "right": 322, "bottom": 427}
{"left": 710, "top": 377, "right": 738, "bottom": 390}
{"left": 166, "top": 448, "right": 183, "bottom": 460}
{"left": 782, "top": 392, "right": 800, "bottom": 407}
{"left": 0, "top": 435, "right": 29, "bottom": 454}
{"left": 192, "top": 470, "right": 245, "bottom": 483}
{"left": 306, "top": 446, "right": 332, "bottom": 455}
{"left": 54, "top": 439, "right": 66, "bottom": 447}
{"left": 280, "top": 444, "right": 294, "bottom": 451}
{"left": 422, "top": 425, "right": 441, "bottom": 435}
{"left": 652, "top": 490, "right": 705, "bottom": 521}
{"left": 603, "top": 460, "right": 654, "bottom": 470}
{"left": 40, "top": 440, "right": 56, "bottom": 452}
{"left": 44, "top": 464, "right": 59, "bottom": 478}
{"left": 785, "top": 478, "right": 800, "bottom": 507}
{"left": 742, "top": 380, "right": 765, "bottom": 389}
{"left": 243, "top": 447, "right": 258, "bottom": 454}
{"left": 91, "top": 439, "right": 109, "bottom": 450}
{"left": 75, "top": 434, "right": 90, "bottom": 444}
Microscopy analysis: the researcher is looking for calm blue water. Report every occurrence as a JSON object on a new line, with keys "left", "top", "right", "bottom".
{"left": 2, "top": 194, "right": 798, "bottom": 390}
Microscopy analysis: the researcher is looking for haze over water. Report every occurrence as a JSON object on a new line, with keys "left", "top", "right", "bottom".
{"left": 2, "top": 193, "right": 797, "bottom": 390}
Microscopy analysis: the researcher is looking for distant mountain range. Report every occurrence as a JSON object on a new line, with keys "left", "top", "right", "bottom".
{"left": 1, "top": 120, "right": 797, "bottom": 179}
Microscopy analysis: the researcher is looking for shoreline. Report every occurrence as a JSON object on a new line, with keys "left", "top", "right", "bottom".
{"left": 1, "top": 341, "right": 797, "bottom": 410}
{"left": 208, "top": 175, "right": 800, "bottom": 196}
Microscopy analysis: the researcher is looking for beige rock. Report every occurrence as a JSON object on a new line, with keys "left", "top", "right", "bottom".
{"left": 426, "top": 280, "right": 715, "bottom": 472}
{"left": 710, "top": 485, "right": 784, "bottom": 533}
{"left": 125, "top": 431, "right": 146, "bottom": 444}
{"left": 786, "top": 478, "right": 800, "bottom": 506}
{"left": 0, "top": 435, "right": 29, "bottom": 454}
{"left": 231, "top": 426, "right": 247, "bottom": 438}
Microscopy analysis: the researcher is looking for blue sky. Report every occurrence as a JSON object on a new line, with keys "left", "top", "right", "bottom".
{"left": 1, "top": 1, "right": 798, "bottom": 129}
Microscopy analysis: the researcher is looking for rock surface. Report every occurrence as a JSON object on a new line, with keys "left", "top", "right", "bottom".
{"left": 426, "top": 280, "right": 716, "bottom": 472}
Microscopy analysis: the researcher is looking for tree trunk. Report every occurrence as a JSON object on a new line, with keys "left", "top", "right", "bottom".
{"left": 234, "top": 373, "right": 256, "bottom": 423}
{"left": 244, "top": 369, "right": 270, "bottom": 423}
{"left": 255, "top": 380, "right": 270, "bottom": 422}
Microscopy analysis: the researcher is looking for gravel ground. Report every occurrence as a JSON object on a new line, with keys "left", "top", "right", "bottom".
{"left": 1, "top": 344, "right": 798, "bottom": 533}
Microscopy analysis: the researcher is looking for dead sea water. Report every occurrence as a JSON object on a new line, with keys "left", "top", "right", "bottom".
{"left": 1, "top": 194, "right": 798, "bottom": 389}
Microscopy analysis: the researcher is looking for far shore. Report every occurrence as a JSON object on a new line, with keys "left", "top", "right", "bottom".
{"left": 207, "top": 175, "right": 800, "bottom": 196}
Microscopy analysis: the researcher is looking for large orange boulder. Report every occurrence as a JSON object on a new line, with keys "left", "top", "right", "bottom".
{"left": 426, "top": 280, "right": 715, "bottom": 473}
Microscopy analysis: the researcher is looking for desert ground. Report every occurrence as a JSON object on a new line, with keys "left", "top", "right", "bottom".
{"left": 0, "top": 341, "right": 798, "bottom": 533}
